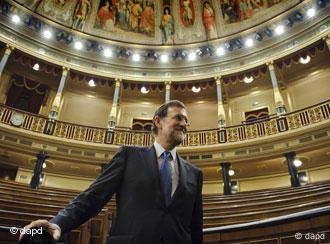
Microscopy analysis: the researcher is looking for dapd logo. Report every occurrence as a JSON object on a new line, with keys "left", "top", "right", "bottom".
{"left": 10, "top": 227, "right": 43, "bottom": 236}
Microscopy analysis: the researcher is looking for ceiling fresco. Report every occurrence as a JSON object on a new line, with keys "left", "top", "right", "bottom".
{"left": 14, "top": 0, "right": 300, "bottom": 45}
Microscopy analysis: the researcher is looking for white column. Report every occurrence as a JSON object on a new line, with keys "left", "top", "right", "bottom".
{"left": 49, "top": 67, "right": 69, "bottom": 120}
{"left": 0, "top": 45, "right": 14, "bottom": 79}
{"left": 215, "top": 76, "right": 226, "bottom": 128}
{"left": 324, "top": 34, "right": 330, "bottom": 51}
{"left": 267, "top": 62, "right": 286, "bottom": 115}
{"left": 165, "top": 80, "right": 171, "bottom": 103}
{"left": 108, "top": 78, "right": 121, "bottom": 129}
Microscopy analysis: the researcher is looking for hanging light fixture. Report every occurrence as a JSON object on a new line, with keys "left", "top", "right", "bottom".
{"left": 33, "top": 63, "right": 40, "bottom": 71}
{"left": 192, "top": 86, "right": 201, "bottom": 93}
{"left": 140, "top": 86, "right": 149, "bottom": 94}
{"left": 243, "top": 76, "right": 254, "bottom": 83}
{"left": 88, "top": 79, "right": 96, "bottom": 87}
{"left": 299, "top": 55, "right": 311, "bottom": 64}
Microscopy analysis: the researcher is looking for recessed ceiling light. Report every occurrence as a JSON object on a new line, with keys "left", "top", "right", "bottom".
{"left": 245, "top": 38, "right": 254, "bottom": 47}
{"left": 88, "top": 79, "right": 96, "bottom": 87}
{"left": 11, "top": 14, "right": 20, "bottom": 24}
{"left": 275, "top": 25, "right": 285, "bottom": 35}
{"left": 140, "top": 86, "right": 149, "bottom": 94}
{"left": 228, "top": 169, "right": 235, "bottom": 176}
{"left": 216, "top": 47, "right": 225, "bottom": 56}
{"left": 132, "top": 53, "right": 140, "bottom": 62}
{"left": 293, "top": 159, "right": 302, "bottom": 167}
{"left": 43, "top": 30, "right": 52, "bottom": 39}
{"left": 103, "top": 48, "right": 112, "bottom": 58}
{"left": 299, "top": 55, "right": 311, "bottom": 64}
{"left": 74, "top": 41, "right": 83, "bottom": 50}
{"left": 32, "top": 63, "right": 40, "bottom": 71}
{"left": 307, "top": 8, "right": 316, "bottom": 18}
{"left": 188, "top": 51, "right": 196, "bottom": 61}
{"left": 160, "top": 54, "right": 169, "bottom": 63}
{"left": 243, "top": 76, "right": 254, "bottom": 83}
{"left": 192, "top": 86, "right": 201, "bottom": 93}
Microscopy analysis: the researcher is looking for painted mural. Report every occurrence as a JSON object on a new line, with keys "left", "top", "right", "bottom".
{"left": 160, "top": 6, "right": 174, "bottom": 44}
{"left": 35, "top": 0, "right": 81, "bottom": 27}
{"left": 220, "top": 0, "right": 283, "bottom": 24}
{"left": 202, "top": 1, "right": 217, "bottom": 39}
{"left": 180, "top": 0, "right": 195, "bottom": 27}
{"left": 16, "top": 0, "right": 42, "bottom": 10}
{"left": 94, "top": 0, "right": 155, "bottom": 37}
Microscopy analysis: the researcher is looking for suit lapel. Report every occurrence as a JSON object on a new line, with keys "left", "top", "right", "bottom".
{"left": 169, "top": 154, "right": 188, "bottom": 206}
{"left": 142, "top": 145, "right": 166, "bottom": 206}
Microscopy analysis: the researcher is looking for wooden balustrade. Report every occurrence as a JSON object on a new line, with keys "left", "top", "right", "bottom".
{"left": 0, "top": 100, "right": 329, "bottom": 146}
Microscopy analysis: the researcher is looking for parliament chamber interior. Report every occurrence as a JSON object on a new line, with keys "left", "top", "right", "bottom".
{"left": 0, "top": 0, "right": 329, "bottom": 243}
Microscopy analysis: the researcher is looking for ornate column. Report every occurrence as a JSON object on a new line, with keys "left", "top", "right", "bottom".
{"left": 0, "top": 45, "right": 14, "bottom": 78}
{"left": 324, "top": 34, "right": 330, "bottom": 51}
{"left": 284, "top": 152, "right": 300, "bottom": 187}
{"left": 220, "top": 162, "right": 232, "bottom": 195}
{"left": 267, "top": 61, "right": 286, "bottom": 115}
{"left": 30, "top": 151, "right": 48, "bottom": 189}
{"left": 49, "top": 67, "right": 69, "bottom": 120}
{"left": 108, "top": 78, "right": 121, "bottom": 129}
{"left": 215, "top": 76, "right": 226, "bottom": 128}
{"left": 164, "top": 80, "right": 171, "bottom": 103}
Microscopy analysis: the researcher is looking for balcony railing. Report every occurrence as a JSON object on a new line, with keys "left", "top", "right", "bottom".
{"left": 0, "top": 100, "right": 329, "bottom": 147}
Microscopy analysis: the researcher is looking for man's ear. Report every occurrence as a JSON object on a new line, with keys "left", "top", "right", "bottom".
{"left": 153, "top": 116, "right": 162, "bottom": 129}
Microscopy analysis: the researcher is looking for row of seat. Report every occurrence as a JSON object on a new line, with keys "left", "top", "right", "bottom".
{"left": 0, "top": 179, "right": 329, "bottom": 241}
{"left": 0, "top": 180, "right": 112, "bottom": 244}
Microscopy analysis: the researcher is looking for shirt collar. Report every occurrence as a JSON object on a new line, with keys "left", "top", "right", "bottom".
{"left": 153, "top": 141, "right": 176, "bottom": 161}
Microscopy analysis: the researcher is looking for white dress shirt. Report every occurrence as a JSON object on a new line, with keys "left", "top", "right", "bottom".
{"left": 153, "top": 141, "right": 179, "bottom": 197}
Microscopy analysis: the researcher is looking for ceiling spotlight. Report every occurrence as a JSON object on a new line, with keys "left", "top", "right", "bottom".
{"left": 11, "top": 14, "right": 21, "bottom": 24}
{"left": 192, "top": 86, "right": 201, "bottom": 93}
{"left": 235, "top": 39, "right": 242, "bottom": 48}
{"left": 43, "top": 29, "right": 52, "bottom": 39}
{"left": 243, "top": 76, "right": 254, "bottom": 83}
{"left": 188, "top": 51, "right": 197, "bottom": 61}
{"left": 160, "top": 54, "right": 169, "bottom": 63}
{"left": 307, "top": 8, "right": 316, "bottom": 18}
{"left": 88, "top": 79, "right": 96, "bottom": 87}
{"left": 299, "top": 55, "right": 311, "bottom": 64}
{"left": 275, "top": 25, "right": 285, "bottom": 35}
{"left": 293, "top": 159, "right": 302, "bottom": 167}
{"left": 245, "top": 38, "right": 254, "bottom": 47}
{"left": 32, "top": 63, "right": 40, "bottom": 71}
{"left": 140, "top": 86, "right": 149, "bottom": 94}
{"left": 264, "top": 27, "right": 273, "bottom": 37}
{"left": 216, "top": 46, "right": 225, "bottom": 56}
{"left": 132, "top": 53, "right": 140, "bottom": 62}
{"left": 103, "top": 48, "right": 112, "bottom": 58}
{"left": 255, "top": 32, "right": 263, "bottom": 42}
{"left": 228, "top": 169, "right": 235, "bottom": 176}
{"left": 294, "top": 11, "right": 304, "bottom": 21}
{"left": 74, "top": 41, "right": 83, "bottom": 50}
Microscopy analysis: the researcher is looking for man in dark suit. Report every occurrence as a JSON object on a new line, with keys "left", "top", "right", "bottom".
{"left": 21, "top": 100, "right": 203, "bottom": 244}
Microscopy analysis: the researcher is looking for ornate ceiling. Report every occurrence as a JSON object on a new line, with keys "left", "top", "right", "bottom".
{"left": 0, "top": 0, "right": 329, "bottom": 81}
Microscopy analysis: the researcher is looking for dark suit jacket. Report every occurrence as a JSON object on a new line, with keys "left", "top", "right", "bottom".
{"left": 51, "top": 145, "right": 203, "bottom": 244}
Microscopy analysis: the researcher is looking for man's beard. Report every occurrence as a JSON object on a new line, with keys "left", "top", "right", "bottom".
{"left": 168, "top": 129, "right": 186, "bottom": 147}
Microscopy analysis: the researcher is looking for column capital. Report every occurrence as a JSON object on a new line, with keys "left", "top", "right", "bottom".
{"left": 4, "top": 45, "right": 14, "bottom": 55}
{"left": 323, "top": 34, "right": 330, "bottom": 45}
{"left": 266, "top": 61, "right": 274, "bottom": 70}
{"left": 114, "top": 78, "right": 122, "bottom": 87}
{"left": 164, "top": 80, "right": 172, "bottom": 86}
{"left": 214, "top": 76, "right": 222, "bottom": 85}
{"left": 62, "top": 67, "right": 70, "bottom": 75}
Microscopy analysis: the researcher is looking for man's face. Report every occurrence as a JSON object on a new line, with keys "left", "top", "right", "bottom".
{"left": 156, "top": 106, "right": 189, "bottom": 148}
